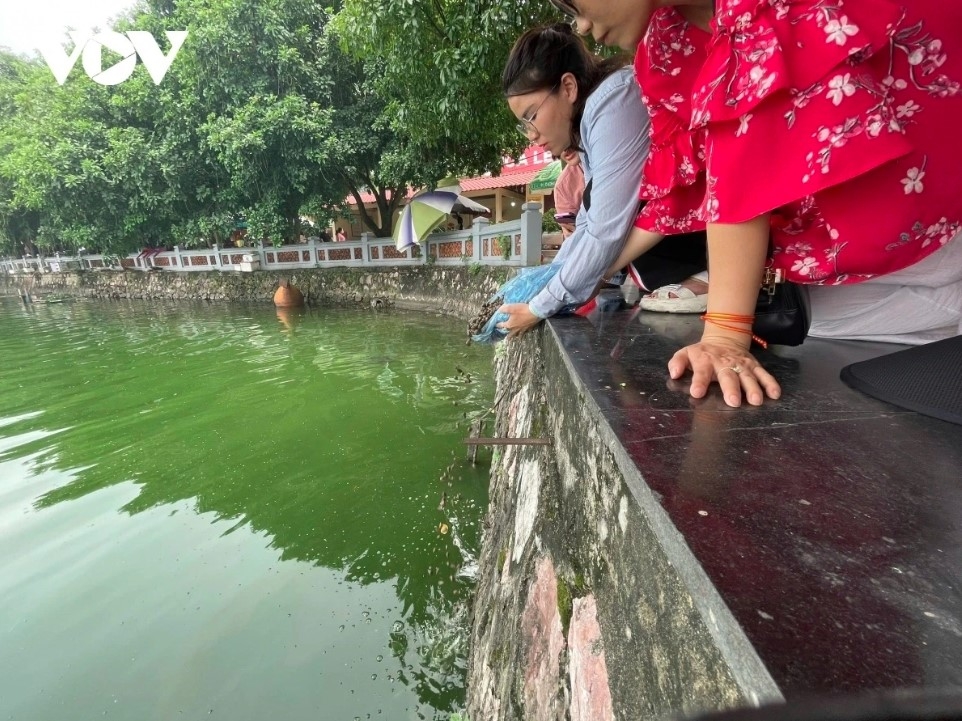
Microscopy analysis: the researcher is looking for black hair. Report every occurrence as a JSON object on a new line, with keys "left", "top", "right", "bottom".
{"left": 502, "top": 23, "right": 629, "bottom": 151}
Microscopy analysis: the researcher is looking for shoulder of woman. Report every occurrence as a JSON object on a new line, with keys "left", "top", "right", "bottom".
{"left": 584, "top": 66, "right": 643, "bottom": 113}
{"left": 580, "top": 66, "right": 650, "bottom": 163}
{"left": 592, "top": 65, "right": 636, "bottom": 95}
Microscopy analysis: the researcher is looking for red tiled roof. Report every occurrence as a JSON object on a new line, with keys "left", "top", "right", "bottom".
{"left": 348, "top": 187, "right": 417, "bottom": 206}
{"left": 459, "top": 170, "right": 540, "bottom": 191}
{"left": 346, "top": 146, "right": 553, "bottom": 204}
{"left": 346, "top": 174, "right": 533, "bottom": 205}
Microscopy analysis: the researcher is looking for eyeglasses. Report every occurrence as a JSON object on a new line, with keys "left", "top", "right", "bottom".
{"left": 549, "top": 0, "right": 578, "bottom": 18}
{"left": 549, "top": 1, "right": 582, "bottom": 32}
{"left": 516, "top": 83, "right": 560, "bottom": 138}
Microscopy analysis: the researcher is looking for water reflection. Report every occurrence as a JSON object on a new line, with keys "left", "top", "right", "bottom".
{"left": 275, "top": 305, "right": 306, "bottom": 334}
{"left": 0, "top": 298, "right": 493, "bottom": 720}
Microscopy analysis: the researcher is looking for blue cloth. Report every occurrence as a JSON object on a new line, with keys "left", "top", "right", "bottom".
{"left": 471, "top": 265, "right": 561, "bottom": 343}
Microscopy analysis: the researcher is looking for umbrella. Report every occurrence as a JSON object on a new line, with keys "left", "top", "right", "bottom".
{"left": 393, "top": 181, "right": 490, "bottom": 251}
{"left": 528, "top": 159, "right": 563, "bottom": 194}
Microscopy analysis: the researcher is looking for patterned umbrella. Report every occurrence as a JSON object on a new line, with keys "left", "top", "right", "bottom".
{"left": 393, "top": 182, "right": 490, "bottom": 251}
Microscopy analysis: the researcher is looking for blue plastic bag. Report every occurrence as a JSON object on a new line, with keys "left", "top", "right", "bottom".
{"left": 471, "top": 264, "right": 561, "bottom": 344}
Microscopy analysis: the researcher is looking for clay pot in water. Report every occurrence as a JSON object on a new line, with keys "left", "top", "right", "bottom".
{"left": 273, "top": 279, "right": 304, "bottom": 308}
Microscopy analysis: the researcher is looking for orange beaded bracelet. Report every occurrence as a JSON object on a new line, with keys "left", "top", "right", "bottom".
{"left": 700, "top": 312, "right": 769, "bottom": 350}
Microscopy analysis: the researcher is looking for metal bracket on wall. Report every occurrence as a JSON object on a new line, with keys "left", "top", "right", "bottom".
{"left": 463, "top": 438, "right": 552, "bottom": 446}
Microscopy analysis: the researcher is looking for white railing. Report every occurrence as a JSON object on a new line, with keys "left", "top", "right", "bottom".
{"left": 1, "top": 203, "right": 545, "bottom": 275}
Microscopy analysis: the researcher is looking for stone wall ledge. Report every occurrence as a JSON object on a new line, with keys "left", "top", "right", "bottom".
{"left": 0, "top": 266, "right": 509, "bottom": 322}
{"left": 467, "top": 298, "right": 962, "bottom": 720}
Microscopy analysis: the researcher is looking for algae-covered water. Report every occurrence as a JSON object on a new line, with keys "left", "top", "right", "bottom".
{"left": 0, "top": 298, "right": 493, "bottom": 721}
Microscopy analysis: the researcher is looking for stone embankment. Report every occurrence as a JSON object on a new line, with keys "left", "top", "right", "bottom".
{"left": 0, "top": 266, "right": 507, "bottom": 320}
{"left": 466, "top": 330, "right": 780, "bottom": 721}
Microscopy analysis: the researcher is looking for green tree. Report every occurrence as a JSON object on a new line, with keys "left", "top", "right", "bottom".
{"left": 332, "top": 0, "right": 562, "bottom": 179}
{"left": 316, "top": 28, "right": 415, "bottom": 237}
{"left": 163, "top": 0, "right": 340, "bottom": 245}
{"left": 0, "top": 0, "right": 553, "bottom": 254}
{"left": 0, "top": 53, "right": 40, "bottom": 255}
{"left": 0, "top": 48, "right": 173, "bottom": 254}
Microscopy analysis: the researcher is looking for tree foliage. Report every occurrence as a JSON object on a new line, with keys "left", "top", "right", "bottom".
{"left": 332, "top": 0, "right": 562, "bottom": 178}
{"left": 0, "top": 54, "right": 41, "bottom": 253}
{"left": 170, "top": 0, "right": 342, "bottom": 244}
{"left": 0, "top": 0, "right": 568, "bottom": 256}
{"left": 0, "top": 0, "right": 421, "bottom": 253}
{"left": 311, "top": 28, "right": 418, "bottom": 236}
{"left": 0, "top": 50, "right": 176, "bottom": 253}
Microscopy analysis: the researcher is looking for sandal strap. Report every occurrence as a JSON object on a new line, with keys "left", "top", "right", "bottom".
{"left": 645, "top": 283, "right": 696, "bottom": 300}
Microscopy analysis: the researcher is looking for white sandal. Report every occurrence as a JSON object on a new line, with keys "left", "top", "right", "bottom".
{"left": 639, "top": 283, "right": 708, "bottom": 313}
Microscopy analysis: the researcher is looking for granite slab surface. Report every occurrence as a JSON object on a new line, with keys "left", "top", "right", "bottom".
{"left": 547, "top": 304, "right": 962, "bottom": 697}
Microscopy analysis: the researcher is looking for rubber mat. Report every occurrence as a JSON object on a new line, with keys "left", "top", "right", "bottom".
{"left": 840, "top": 335, "right": 962, "bottom": 426}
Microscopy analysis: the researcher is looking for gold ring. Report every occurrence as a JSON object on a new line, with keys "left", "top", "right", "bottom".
{"left": 725, "top": 365, "right": 743, "bottom": 375}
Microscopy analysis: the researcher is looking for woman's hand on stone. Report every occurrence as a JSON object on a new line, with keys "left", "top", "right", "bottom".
{"left": 668, "top": 335, "right": 781, "bottom": 407}
{"left": 496, "top": 303, "right": 542, "bottom": 338}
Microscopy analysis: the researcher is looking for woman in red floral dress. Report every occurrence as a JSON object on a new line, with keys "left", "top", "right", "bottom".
{"left": 549, "top": 0, "right": 962, "bottom": 407}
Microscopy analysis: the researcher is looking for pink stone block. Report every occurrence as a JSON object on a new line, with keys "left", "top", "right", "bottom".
{"left": 521, "top": 557, "right": 566, "bottom": 720}
{"left": 569, "top": 595, "right": 614, "bottom": 721}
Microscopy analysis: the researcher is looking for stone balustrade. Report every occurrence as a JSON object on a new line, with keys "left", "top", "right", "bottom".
{"left": 0, "top": 204, "right": 545, "bottom": 276}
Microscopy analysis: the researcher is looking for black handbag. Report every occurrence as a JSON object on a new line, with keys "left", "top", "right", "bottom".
{"left": 752, "top": 268, "right": 811, "bottom": 347}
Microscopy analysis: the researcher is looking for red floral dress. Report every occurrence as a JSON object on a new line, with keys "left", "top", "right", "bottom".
{"left": 633, "top": 0, "right": 962, "bottom": 284}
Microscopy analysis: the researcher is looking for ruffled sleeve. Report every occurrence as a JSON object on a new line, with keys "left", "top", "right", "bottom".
{"left": 692, "top": 0, "right": 915, "bottom": 223}
{"left": 633, "top": 9, "right": 712, "bottom": 234}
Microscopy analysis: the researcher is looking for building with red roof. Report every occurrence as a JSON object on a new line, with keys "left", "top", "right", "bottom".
{"left": 335, "top": 146, "right": 558, "bottom": 240}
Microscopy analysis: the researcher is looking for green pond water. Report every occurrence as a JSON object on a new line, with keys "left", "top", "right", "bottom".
{"left": 0, "top": 298, "right": 494, "bottom": 721}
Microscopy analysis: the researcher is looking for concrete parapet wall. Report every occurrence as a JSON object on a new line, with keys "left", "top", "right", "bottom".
{"left": 466, "top": 328, "right": 782, "bottom": 721}
{"left": 0, "top": 266, "right": 508, "bottom": 321}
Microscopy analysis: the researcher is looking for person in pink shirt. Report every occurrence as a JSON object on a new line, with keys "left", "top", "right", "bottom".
{"left": 553, "top": 150, "right": 585, "bottom": 239}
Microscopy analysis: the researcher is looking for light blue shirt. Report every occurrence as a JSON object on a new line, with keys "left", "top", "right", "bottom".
{"left": 529, "top": 65, "right": 650, "bottom": 319}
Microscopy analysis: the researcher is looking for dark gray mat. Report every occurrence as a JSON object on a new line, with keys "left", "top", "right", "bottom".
{"left": 840, "top": 335, "right": 962, "bottom": 425}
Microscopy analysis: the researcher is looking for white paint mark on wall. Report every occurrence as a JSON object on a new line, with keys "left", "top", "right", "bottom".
{"left": 513, "top": 459, "right": 541, "bottom": 563}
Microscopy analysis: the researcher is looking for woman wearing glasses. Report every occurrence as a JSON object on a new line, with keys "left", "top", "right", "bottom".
{"left": 494, "top": 24, "right": 707, "bottom": 339}
{"left": 547, "top": 0, "right": 962, "bottom": 408}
